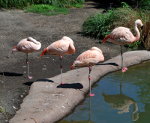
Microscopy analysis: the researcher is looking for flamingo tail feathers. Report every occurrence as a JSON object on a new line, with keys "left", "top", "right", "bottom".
{"left": 40, "top": 48, "right": 47, "bottom": 56}
{"left": 102, "top": 35, "right": 111, "bottom": 43}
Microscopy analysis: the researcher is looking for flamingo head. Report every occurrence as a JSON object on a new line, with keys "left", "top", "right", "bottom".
{"left": 12, "top": 46, "right": 18, "bottom": 53}
{"left": 62, "top": 36, "right": 74, "bottom": 43}
{"left": 70, "top": 63, "right": 75, "bottom": 70}
{"left": 91, "top": 47, "right": 103, "bottom": 54}
{"left": 40, "top": 48, "right": 47, "bottom": 56}
{"left": 135, "top": 19, "right": 143, "bottom": 29}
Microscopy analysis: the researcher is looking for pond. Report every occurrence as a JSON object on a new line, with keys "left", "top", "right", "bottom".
{"left": 58, "top": 61, "right": 150, "bottom": 123}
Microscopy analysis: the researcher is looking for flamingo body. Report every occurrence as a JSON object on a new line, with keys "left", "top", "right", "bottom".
{"left": 72, "top": 47, "right": 104, "bottom": 96}
{"left": 12, "top": 37, "right": 41, "bottom": 79}
{"left": 41, "top": 36, "right": 75, "bottom": 56}
{"left": 13, "top": 37, "right": 41, "bottom": 53}
{"left": 102, "top": 19, "right": 143, "bottom": 45}
{"left": 72, "top": 47, "right": 104, "bottom": 67}
{"left": 102, "top": 19, "right": 143, "bottom": 72}
{"left": 105, "top": 27, "right": 136, "bottom": 45}
{"left": 40, "top": 36, "right": 75, "bottom": 84}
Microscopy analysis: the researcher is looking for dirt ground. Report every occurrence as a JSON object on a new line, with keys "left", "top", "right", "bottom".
{"left": 0, "top": 2, "right": 125, "bottom": 123}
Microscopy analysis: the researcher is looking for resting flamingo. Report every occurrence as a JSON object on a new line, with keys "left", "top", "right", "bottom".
{"left": 12, "top": 37, "right": 41, "bottom": 79}
{"left": 71, "top": 47, "right": 104, "bottom": 96}
{"left": 40, "top": 36, "right": 75, "bottom": 84}
{"left": 102, "top": 19, "right": 143, "bottom": 72}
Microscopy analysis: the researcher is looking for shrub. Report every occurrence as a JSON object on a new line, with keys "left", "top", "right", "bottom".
{"left": 82, "top": 2, "right": 150, "bottom": 49}
{"left": 139, "top": 0, "right": 150, "bottom": 10}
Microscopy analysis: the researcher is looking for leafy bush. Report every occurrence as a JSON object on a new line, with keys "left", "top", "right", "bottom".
{"left": 82, "top": 2, "right": 150, "bottom": 49}
{"left": 139, "top": 0, "right": 150, "bottom": 10}
{"left": 0, "top": 0, "right": 84, "bottom": 8}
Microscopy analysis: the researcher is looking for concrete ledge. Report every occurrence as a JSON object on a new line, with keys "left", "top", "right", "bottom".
{"left": 10, "top": 50, "right": 150, "bottom": 123}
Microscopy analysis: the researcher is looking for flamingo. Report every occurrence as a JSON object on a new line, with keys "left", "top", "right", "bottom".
{"left": 40, "top": 36, "right": 76, "bottom": 84}
{"left": 12, "top": 37, "right": 41, "bottom": 79}
{"left": 102, "top": 19, "right": 143, "bottom": 72}
{"left": 71, "top": 47, "right": 104, "bottom": 96}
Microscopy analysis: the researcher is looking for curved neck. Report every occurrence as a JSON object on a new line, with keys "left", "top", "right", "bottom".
{"left": 132, "top": 103, "right": 139, "bottom": 121}
{"left": 134, "top": 24, "right": 140, "bottom": 41}
{"left": 28, "top": 37, "right": 40, "bottom": 45}
{"left": 133, "top": 103, "right": 138, "bottom": 114}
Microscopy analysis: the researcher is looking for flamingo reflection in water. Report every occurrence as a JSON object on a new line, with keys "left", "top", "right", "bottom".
{"left": 102, "top": 82, "right": 139, "bottom": 121}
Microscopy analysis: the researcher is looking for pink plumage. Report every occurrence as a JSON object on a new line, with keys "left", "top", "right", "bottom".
{"left": 72, "top": 47, "right": 104, "bottom": 68}
{"left": 102, "top": 19, "right": 143, "bottom": 72}
{"left": 12, "top": 37, "right": 41, "bottom": 53}
{"left": 102, "top": 19, "right": 143, "bottom": 45}
{"left": 72, "top": 47, "right": 104, "bottom": 96}
{"left": 40, "top": 36, "right": 75, "bottom": 56}
{"left": 40, "top": 36, "right": 76, "bottom": 85}
{"left": 12, "top": 37, "right": 41, "bottom": 79}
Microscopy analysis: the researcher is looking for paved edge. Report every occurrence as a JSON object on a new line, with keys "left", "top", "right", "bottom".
{"left": 10, "top": 50, "right": 150, "bottom": 123}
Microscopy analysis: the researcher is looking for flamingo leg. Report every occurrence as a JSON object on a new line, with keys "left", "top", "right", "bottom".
{"left": 120, "top": 45, "right": 128, "bottom": 72}
{"left": 60, "top": 56, "right": 64, "bottom": 84}
{"left": 26, "top": 53, "right": 32, "bottom": 79}
{"left": 88, "top": 66, "right": 94, "bottom": 96}
{"left": 120, "top": 45, "right": 123, "bottom": 68}
{"left": 88, "top": 94, "right": 92, "bottom": 122}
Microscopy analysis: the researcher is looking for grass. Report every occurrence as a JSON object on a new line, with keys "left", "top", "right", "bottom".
{"left": 24, "top": 0, "right": 84, "bottom": 16}
{"left": 0, "top": 0, "right": 84, "bottom": 9}
{"left": 25, "top": 4, "right": 69, "bottom": 16}
{"left": 82, "top": 2, "right": 150, "bottom": 49}
{"left": 0, "top": 106, "right": 5, "bottom": 113}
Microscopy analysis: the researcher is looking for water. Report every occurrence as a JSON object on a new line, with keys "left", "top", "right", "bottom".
{"left": 59, "top": 61, "right": 150, "bottom": 123}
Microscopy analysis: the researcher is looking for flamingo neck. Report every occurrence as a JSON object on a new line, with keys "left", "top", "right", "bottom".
{"left": 27, "top": 37, "right": 40, "bottom": 45}
{"left": 134, "top": 23, "right": 140, "bottom": 41}
{"left": 133, "top": 103, "right": 138, "bottom": 114}
{"left": 12, "top": 46, "right": 18, "bottom": 52}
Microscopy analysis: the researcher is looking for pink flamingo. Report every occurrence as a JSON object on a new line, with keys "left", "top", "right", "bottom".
{"left": 71, "top": 47, "right": 104, "bottom": 96}
{"left": 102, "top": 19, "right": 143, "bottom": 72}
{"left": 12, "top": 37, "right": 41, "bottom": 79}
{"left": 40, "top": 36, "right": 76, "bottom": 84}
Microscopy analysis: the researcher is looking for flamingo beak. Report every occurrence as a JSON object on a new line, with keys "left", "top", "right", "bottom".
{"left": 40, "top": 48, "right": 47, "bottom": 57}
{"left": 70, "top": 65, "right": 75, "bottom": 70}
{"left": 141, "top": 25, "right": 144, "bottom": 30}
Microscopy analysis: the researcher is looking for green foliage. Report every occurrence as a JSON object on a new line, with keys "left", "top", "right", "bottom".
{"left": 139, "top": 0, "right": 150, "bottom": 10}
{"left": 0, "top": 0, "right": 84, "bottom": 9}
{"left": 25, "top": 4, "right": 69, "bottom": 16}
{"left": 82, "top": 3, "right": 150, "bottom": 49}
{"left": 82, "top": 10, "right": 115, "bottom": 39}
{"left": 0, "top": 106, "right": 5, "bottom": 113}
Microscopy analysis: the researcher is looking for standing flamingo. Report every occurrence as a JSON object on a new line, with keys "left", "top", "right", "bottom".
{"left": 40, "top": 36, "right": 76, "bottom": 84}
{"left": 12, "top": 37, "right": 41, "bottom": 79}
{"left": 71, "top": 47, "right": 104, "bottom": 96}
{"left": 102, "top": 19, "right": 143, "bottom": 72}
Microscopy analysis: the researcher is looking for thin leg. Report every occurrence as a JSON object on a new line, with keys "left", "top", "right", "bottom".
{"left": 88, "top": 95, "right": 92, "bottom": 122}
{"left": 120, "top": 45, "right": 128, "bottom": 72}
{"left": 120, "top": 45, "right": 123, "bottom": 69}
{"left": 119, "top": 81, "right": 123, "bottom": 95}
{"left": 88, "top": 66, "right": 94, "bottom": 96}
{"left": 60, "top": 56, "right": 64, "bottom": 84}
{"left": 0, "top": 72, "right": 5, "bottom": 84}
{"left": 26, "top": 53, "right": 32, "bottom": 79}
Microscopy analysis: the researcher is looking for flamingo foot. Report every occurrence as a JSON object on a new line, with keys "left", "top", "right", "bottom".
{"left": 89, "top": 93, "right": 95, "bottom": 97}
{"left": 122, "top": 67, "right": 128, "bottom": 73}
{"left": 28, "top": 76, "right": 33, "bottom": 79}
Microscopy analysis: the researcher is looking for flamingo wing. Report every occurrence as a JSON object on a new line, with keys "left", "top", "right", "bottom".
{"left": 17, "top": 39, "right": 39, "bottom": 53}
{"left": 47, "top": 40, "right": 70, "bottom": 55}
{"left": 111, "top": 27, "right": 134, "bottom": 43}
{"left": 75, "top": 50, "right": 103, "bottom": 67}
